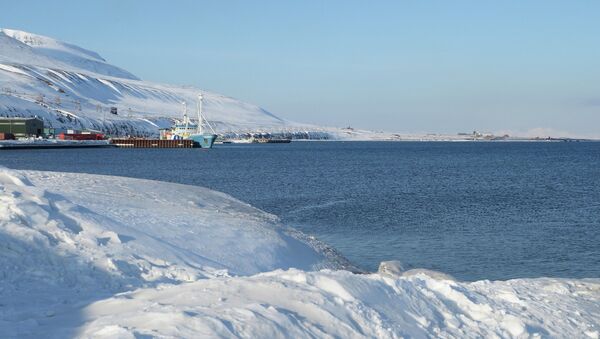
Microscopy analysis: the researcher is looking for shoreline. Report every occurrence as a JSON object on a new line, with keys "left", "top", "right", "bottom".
{"left": 1, "top": 167, "right": 599, "bottom": 337}
{"left": 1, "top": 137, "right": 597, "bottom": 150}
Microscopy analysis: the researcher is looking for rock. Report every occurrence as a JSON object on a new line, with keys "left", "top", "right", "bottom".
{"left": 378, "top": 260, "right": 405, "bottom": 278}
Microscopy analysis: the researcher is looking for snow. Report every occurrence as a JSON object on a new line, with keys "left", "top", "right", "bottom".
{"left": 0, "top": 29, "right": 316, "bottom": 137}
{"left": 76, "top": 270, "right": 600, "bottom": 338}
{"left": 0, "top": 29, "right": 138, "bottom": 80}
{"left": 1, "top": 28, "right": 532, "bottom": 140}
{"left": 1, "top": 167, "right": 599, "bottom": 337}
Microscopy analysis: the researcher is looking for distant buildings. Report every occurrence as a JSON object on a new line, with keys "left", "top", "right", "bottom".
{"left": 0, "top": 117, "right": 44, "bottom": 138}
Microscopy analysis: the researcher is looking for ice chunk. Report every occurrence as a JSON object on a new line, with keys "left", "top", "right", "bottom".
{"left": 378, "top": 260, "right": 405, "bottom": 278}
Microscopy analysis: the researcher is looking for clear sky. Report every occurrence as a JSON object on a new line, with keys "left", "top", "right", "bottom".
{"left": 2, "top": 0, "right": 599, "bottom": 136}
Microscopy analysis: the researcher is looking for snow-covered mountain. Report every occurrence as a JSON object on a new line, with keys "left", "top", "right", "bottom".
{"left": 0, "top": 29, "right": 318, "bottom": 137}
{"left": 0, "top": 29, "right": 139, "bottom": 80}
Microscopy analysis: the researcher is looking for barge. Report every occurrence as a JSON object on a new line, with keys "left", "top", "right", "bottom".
{"left": 109, "top": 139, "right": 195, "bottom": 148}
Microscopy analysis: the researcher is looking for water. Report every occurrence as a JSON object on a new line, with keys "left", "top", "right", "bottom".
{"left": 2, "top": 141, "right": 599, "bottom": 281}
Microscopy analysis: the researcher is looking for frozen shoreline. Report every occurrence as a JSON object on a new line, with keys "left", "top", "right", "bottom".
{"left": 1, "top": 168, "right": 599, "bottom": 337}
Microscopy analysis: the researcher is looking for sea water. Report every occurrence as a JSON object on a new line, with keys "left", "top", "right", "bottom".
{"left": 2, "top": 141, "right": 599, "bottom": 281}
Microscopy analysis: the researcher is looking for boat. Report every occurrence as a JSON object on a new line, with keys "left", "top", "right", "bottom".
{"left": 189, "top": 94, "right": 218, "bottom": 148}
{"left": 229, "top": 138, "right": 253, "bottom": 144}
{"left": 172, "top": 94, "right": 218, "bottom": 148}
{"left": 171, "top": 102, "right": 196, "bottom": 139}
{"left": 267, "top": 138, "right": 292, "bottom": 143}
{"left": 252, "top": 137, "right": 292, "bottom": 144}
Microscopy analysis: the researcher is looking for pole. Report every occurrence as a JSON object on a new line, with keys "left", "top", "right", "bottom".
{"left": 183, "top": 102, "right": 188, "bottom": 132}
{"left": 197, "top": 94, "right": 203, "bottom": 134}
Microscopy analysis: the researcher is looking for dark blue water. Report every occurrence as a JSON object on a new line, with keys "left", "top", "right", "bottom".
{"left": 2, "top": 142, "right": 599, "bottom": 281}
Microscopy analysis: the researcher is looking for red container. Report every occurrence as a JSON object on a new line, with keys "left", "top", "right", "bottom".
{"left": 58, "top": 133, "right": 104, "bottom": 140}
{"left": 0, "top": 132, "right": 16, "bottom": 140}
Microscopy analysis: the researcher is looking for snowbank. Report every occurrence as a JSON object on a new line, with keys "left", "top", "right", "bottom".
{"left": 1, "top": 168, "right": 599, "bottom": 338}
{"left": 0, "top": 168, "right": 339, "bottom": 337}
{"left": 78, "top": 270, "right": 600, "bottom": 338}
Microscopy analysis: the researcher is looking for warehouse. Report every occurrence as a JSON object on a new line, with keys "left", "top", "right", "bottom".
{"left": 0, "top": 117, "right": 44, "bottom": 138}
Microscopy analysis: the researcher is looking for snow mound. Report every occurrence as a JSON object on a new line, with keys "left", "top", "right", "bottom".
{"left": 1, "top": 168, "right": 599, "bottom": 337}
{"left": 76, "top": 270, "right": 600, "bottom": 338}
{"left": 0, "top": 168, "right": 336, "bottom": 336}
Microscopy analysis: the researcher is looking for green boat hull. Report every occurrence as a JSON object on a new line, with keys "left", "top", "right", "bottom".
{"left": 190, "top": 134, "right": 217, "bottom": 148}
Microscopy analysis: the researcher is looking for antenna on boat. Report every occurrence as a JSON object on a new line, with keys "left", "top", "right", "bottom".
{"left": 182, "top": 101, "right": 189, "bottom": 131}
{"left": 197, "top": 94, "right": 203, "bottom": 134}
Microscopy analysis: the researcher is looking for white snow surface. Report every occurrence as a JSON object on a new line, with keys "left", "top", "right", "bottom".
{"left": 0, "top": 29, "right": 138, "bottom": 80}
{"left": 1, "top": 168, "right": 599, "bottom": 338}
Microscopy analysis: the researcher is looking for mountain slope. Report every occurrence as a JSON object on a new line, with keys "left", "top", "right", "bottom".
{"left": 0, "top": 29, "right": 311, "bottom": 136}
{"left": 1, "top": 28, "right": 139, "bottom": 80}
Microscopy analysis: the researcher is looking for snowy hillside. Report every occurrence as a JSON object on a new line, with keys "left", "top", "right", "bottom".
{"left": 0, "top": 29, "right": 500, "bottom": 141}
{"left": 0, "top": 29, "right": 317, "bottom": 137}
{"left": 0, "top": 29, "right": 138, "bottom": 80}
{"left": 1, "top": 167, "right": 599, "bottom": 337}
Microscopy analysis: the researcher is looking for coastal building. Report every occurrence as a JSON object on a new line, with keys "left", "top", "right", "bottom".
{"left": 0, "top": 117, "right": 44, "bottom": 138}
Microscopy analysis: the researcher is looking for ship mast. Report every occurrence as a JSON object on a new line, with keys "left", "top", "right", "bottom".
{"left": 182, "top": 101, "right": 189, "bottom": 131}
{"left": 196, "top": 93, "right": 217, "bottom": 135}
{"left": 197, "top": 94, "right": 203, "bottom": 134}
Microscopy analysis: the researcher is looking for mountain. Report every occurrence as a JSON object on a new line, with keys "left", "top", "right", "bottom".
{"left": 0, "top": 29, "right": 139, "bottom": 80}
{"left": 0, "top": 29, "right": 320, "bottom": 137}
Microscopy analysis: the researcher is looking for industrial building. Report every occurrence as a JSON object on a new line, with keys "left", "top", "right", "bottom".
{"left": 0, "top": 117, "right": 44, "bottom": 138}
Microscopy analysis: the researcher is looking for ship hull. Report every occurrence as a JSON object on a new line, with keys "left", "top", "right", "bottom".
{"left": 190, "top": 133, "right": 218, "bottom": 148}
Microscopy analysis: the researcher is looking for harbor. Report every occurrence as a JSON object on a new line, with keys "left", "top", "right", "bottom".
{"left": 0, "top": 95, "right": 296, "bottom": 150}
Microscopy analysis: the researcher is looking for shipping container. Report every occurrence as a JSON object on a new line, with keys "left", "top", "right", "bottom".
{"left": 0, "top": 132, "right": 16, "bottom": 140}
{"left": 58, "top": 133, "right": 105, "bottom": 140}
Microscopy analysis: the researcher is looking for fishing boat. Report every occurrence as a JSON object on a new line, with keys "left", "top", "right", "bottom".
{"left": 172, "top": 94, "right": 218, "bottom": 148}
{"left": 189, "top": 94, "right": 218, "bottom": 148}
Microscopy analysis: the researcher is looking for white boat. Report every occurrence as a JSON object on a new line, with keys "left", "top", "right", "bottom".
{"left": 229, "top": 138, "right": 254, "bottom": 144}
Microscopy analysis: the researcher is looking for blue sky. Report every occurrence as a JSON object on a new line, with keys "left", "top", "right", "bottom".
{"left": 2, "top": 0, "right": 599, "bottom": 135}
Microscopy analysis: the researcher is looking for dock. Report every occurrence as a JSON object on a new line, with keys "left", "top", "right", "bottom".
{"left": 110, "top": 139, "right": 195, "bottom": 148}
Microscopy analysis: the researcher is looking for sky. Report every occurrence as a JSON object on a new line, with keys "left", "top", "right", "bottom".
{"left": 1, "top": 0, "right": 599, "bottom": 136}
